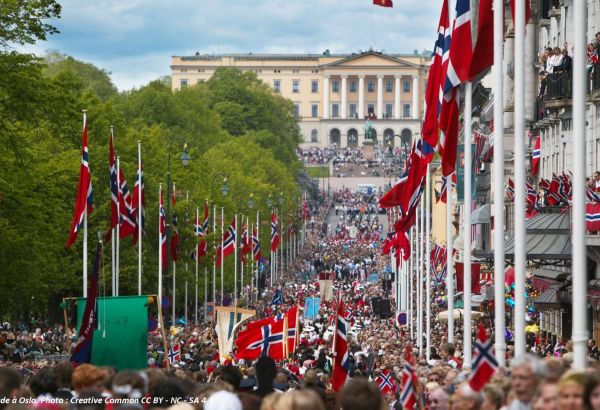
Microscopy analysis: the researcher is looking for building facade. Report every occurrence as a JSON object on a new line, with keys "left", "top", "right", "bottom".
{"left": 170, "top": 51, "right": 430, "bottom": 147}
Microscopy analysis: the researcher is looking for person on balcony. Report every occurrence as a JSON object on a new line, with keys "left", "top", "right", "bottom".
{"left": 587, "top": 43, "right": 598, "bottom": 77}
{"left": 547, "top": 47, "right": 564, "bottom": 74}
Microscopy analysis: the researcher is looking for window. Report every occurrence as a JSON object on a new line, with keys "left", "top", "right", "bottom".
{"left": 367, "top": 103, "right": 375, "bottom": 114}
{"left": 350, "top": 80, "right": 357, "bottom": 92}
{"left": 332, "top": 80, "right": 339, "bottom": 92}
{"left": 180, "top": 79, "right": 188, "bottom": 88}
{"left": 349, "top": 103, "right": 357, "bottom": 118}
{"left": 274, "top": 79, "right": 281, "bottom": 93}
{"left": 311, "top": 80, "right": 319, "bottom": 93}
{"left": 311, "top": 104, "right": 319, "bottom": 118}
{"left": 311, "top": 129, "right": 318, "bottom": 143}
{"left": 293, "top": 103, "right": 300, "bottom": 118}
{"left": 385, "top": 79, "right": 393, "bottom": 92}
{"left": 332, "top": 103, "right": 339, "bottom": 118}
{"left": 292, "top": 80, "right": 300, "bottom": 93}
{"left": 367, "top": 80, "right": 375, "bottom": 92}
{"left": 403, "top": 80, "right": 411, "bottom": 92}
{"left": 385, "top": 103, "right": 393, "bottom": 118}
{"left": 403, "top": 104, "right": 411, "bottom": 118}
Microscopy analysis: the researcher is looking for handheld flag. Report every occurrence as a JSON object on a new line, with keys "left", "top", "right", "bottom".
{"left": 468, "top": 324, "right": 498, "bottom": 391}
{"left": 375, "top": 370, "right": 397, "bottom": 395}
{"left": 401, "top": 347, "right": 418, "bottom": 409}
{"left": 168, "top": 342, "right": 181, "bottom": 365}
{"left": 332, "top": 298, "right": 350, "bottom": 392}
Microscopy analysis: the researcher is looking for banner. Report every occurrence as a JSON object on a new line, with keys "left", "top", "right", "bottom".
{"left": 455, "top": 262, "right": 482, "bottom": 294}
{"left": 304, "top": 297, "right": 321, "bottom": 320}
{"left": 77, "top": 296, "right": 148, "bottom": 370}
{"left": 456, "top": 144, "right": 477, "bottom": 202}
{"left": 215, "top": 306, "right": 255, "bottom": 364}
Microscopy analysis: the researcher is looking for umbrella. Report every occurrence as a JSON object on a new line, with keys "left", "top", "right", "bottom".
{"left": 436, "top": 309, "right": 483, "bottom": 322}
{"left": 525, "top": 324, "right": 539, "bottom": 333}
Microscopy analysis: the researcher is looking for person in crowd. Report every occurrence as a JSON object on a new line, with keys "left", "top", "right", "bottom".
{"left": 558, "top": 371, "right": 588, "bottom": 410}
{"left": 508, "top": 354, "right": 546, "bottom": 409}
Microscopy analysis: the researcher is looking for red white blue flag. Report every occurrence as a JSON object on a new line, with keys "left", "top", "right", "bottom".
{"left": 159, "top": 187, "right": 167, "bottom": 271}
{"left": 270, "top": 212, "right": 279, "bottom": 252}
{"left": 216, "top": 218, "right": 236, "bottom": 266}
{"left": 332, "top": 298, "right": 350, "bottom": 392}
{"left": 131, "top": 156, "right": 145, "bottom": 244}
{"left": 401, "top": 347, "right": 418, "bottom": 409}
{"left": 106, "top": 130, "right": 118, "bottom": 242}
{"left": 531, "top": 135, "right": 541, "bottom": 176}
{"left": 375, "top": 369, "right": 397, "bottom": 395}
{"left": 468, "top": 324, "right": 498, "bottom": 391}
{"left": 587, "top": 203, "right": 600, "bottom": 232}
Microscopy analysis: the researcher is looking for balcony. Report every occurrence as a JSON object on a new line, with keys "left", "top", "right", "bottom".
{"left": 590, "top": 64, "right": 600, "bottom": 102}
{"left": 544, "top": 73, "right": 572, "bottom": 108}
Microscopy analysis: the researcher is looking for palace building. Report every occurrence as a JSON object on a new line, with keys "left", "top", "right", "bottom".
{"left": 170, "top": 50, "right": 431, "bottom": 147}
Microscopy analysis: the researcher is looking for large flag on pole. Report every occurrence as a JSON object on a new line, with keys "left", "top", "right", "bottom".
{"left": 469, "top": 0, "right": 493, "bottom": 79}
{"left": 67, "top": 115, "right": 94, "bottom": 248}
{"left": 159, "top": 187, "right": 167, "bottom": 271}
{"left": 70, "top": 244, "right": 100, "bottom": 364}
{"left": 170, "top": 214, "right": 180, "bottom": 262}
{"left": 372, "top": 0, "right": 393, "bottom": 7}
{"left": 106, "top": 130, "right": 118, "bottom": 242}
{"left": 531, "top": 135, "right": 541, "bottom": 176}
{"left": 194, "top": 203, "right": 209, "bottom": 260}
{"left": 216, "top": 219, "right": 236, "bottom": 266}
{"left": 270, "top": 212, "right": 279, "bottom": 252}
{"left": 332, "top": 298, "right": 350, "bottom": 392}
{"left": 131, "top": 154, "right": 145, "bottom": 244}
{"left": 118, "top": 167, "right": 137, "bottom": 239}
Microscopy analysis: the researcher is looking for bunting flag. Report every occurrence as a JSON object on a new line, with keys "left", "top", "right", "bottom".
{"left": 131, "top": 159, "right": 146, "bottom": 244}
{"left": 170, "top": 214, "right": 180, "bottom": 262}
{"left": 70, "top": 244, "right": 100, "bottom": 364}
{"left": 106, "top": 131, "right": 119, "bottom": 242}
{"left": 401, "top": 347, "right": 418, "bottom": 409}
{"left": 270, "top": 212, "right": 279, "bottom": 252}
{"left": 531, "top": 135, "right": 541, "bottom": 176}
{"left": 332, "top": 298, "right": 350, "bottom": 392}
{"left": 66, "top": 116, "right": 94, "bottom": 248}
{"left": 468, "top": 324, "right": 498, "bottom": 391}
{"left": 159, "top": 187, "right": 167, "bottom": 271}
{"left": 252, "top": 228, "right": 261, "bottom": 262}
{"left": 421, "top": 0, "right": 450, "bottom": 148}
{"left": 372, "top": 0, "right": 393, "bottom": 7}
{"left": 469, "top": 0, "right": 493, "bottom": 79}
{"left": 216, "top": 218, "right": 236, "bottom": 266}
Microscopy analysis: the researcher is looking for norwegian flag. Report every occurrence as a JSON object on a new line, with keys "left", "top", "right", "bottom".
{"left": 235, "top": 321, "right": 285, "bottom": 361}
{"left": 159, "top": 187, "right": 167, "bottom": 270}
{"left": 506, "top": 178, "right": 515, "bottom": 201}
{"left": 193, "top": 203, "right": 209, "bottom": 261}
{"left": 469, "top": 0, "right": 493, "bottom": 79}
{"left": 118, "top": 168, "right": 137, "bottom": 239}
{"left": 560, "top": 172, "right": 572, "bottom": 200}
{"left": 401, "top": 139, "right": 434, "bottom": 215}
{"left": 526, "top": 182, "right": 539, "bottom": 210}
{"left": 170, "top": 214, "right": 180, "bottom": 262}
{"left": 246, "top": 306, "right": 298, "bottom": 355}
{"left": 168, "top": 342, "right": 181, "bottom": 365}
{"left": 375, "top": 369, "right": 397, "bottom": 395}
{"left": 430, "top": 244, "right": 443, "bottom": 273}
{"left": 252, "top": 228, "right": 261, "bottom": 261}
{"left": 401, "top": 347, "right": 418, "bottom": 409}
{"left": 66, "top": 115, "right": 94, "bottom": 248}
{"left": 468, "top": 325, "right": 498, "bottom": 391}
{"left": 539, "top": 178, "right": 550, "bottom": 192}
{"left": 531, "top": 135, "right": 541, "bottom": 176}
{"left": 216, "top": 218, "right": 236, "bottom": 266}
{"left": 373, "top": 0, "right": 393, "bottom": 7}
{"left": 332, "top": 298, "right": 351, "bottom": 392}
{"left": 587, "top": 203, "right": 600, "bottom": 232}
{"left": 587, "top": 187, "right": 600, "bottom": 203}
{"left": 422, "top": 0, "right": 450, "bottom": 149}
{"left": 474, "top": 132, "right": 487, "bottom": 174}
{"left": 547, "top": 174, "right": 563, "bottom": 206}
{"left": 437, "top": 173, "right": 456, "bottom": 204}
{"left": 270, "top": 212, "right": 279, "bottom": 252}
{"left": 382, "top": 231, "right": 395, "bottom": 255}
{"left": 131, "top": 159, "right": 146, "bottom": 244}
{"left": 380, "top": 161, "right": 410, "bottom": 208}
{"left": 106, "top": 131, "right": 119, "bottom": 242}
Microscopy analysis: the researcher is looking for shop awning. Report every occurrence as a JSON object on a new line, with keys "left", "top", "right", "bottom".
{"left": 471, "top": 204, "right": 490, "bottom": 225}
{"left": 533, "top": 287, "right": 562, "bottom": 308}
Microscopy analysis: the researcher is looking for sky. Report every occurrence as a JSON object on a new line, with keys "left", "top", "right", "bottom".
{"left": 26, "top": 0, "right": 441, "bottom": 91}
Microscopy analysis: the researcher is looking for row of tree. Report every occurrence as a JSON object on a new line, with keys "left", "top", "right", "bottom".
{"left": 0, "top": 1, "right": 309, "bottom": 322}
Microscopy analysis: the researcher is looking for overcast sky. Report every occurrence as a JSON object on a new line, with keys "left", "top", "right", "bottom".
{"left": 27, "top": 0, "right": 441, "bottom": 90}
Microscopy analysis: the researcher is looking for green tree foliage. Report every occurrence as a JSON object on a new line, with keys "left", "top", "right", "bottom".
{"left": 0, "top": 31, "right": 303, "bottom": 319}
{"left": 0, "top": 0, "right": 61, "bottom": 47}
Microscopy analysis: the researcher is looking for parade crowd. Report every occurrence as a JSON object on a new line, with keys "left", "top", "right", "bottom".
{"left": 4, "top": 195, "right": 600, "bottom": 410}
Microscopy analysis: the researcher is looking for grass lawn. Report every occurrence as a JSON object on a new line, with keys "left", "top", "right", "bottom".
{"left": 305, "top": 166, "right": 330, "bottom": 178}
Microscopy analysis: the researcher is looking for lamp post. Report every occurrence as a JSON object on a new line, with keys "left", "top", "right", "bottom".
{"left": 164, "top": 139, "right": 191, "bottom": 324}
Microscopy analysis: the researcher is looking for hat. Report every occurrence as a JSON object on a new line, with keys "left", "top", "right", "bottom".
{"left": 204, "top": 391, "right": 242, "bottom": 410}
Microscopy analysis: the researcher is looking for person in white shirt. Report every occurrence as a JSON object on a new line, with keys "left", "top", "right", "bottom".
{"left": 547, "top": 47, "right": 564, "bottom": 74}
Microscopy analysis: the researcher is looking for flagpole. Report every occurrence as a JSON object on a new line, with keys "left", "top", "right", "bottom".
{"left": 572, "top": 0, "right": 588, "bottom": 369}
{"left": 172, "top": 255, "right": 176, "bottom": 325}
{"left": 158, "top": 184, "right": 163, "bottom": 307}
{"left": 195, "top": 208, "right": 199, "bottom": 325}
{"left": 81, "top": 111, "right": 88, "bottom": 299}
{"left": 418, "top": 198, "right": 424, "bottom": 356}
{"left": 220, "top": 207, "right": 224, "bottom": 305}
{"left": 213, "top": 204, "right": 216, "bottom": 305}
{"left": 463, "top": 81, "right": 473, "bottom": 368}
{"left": 111, "top": 230, "right": 115, "bottom": 296}
{"left": 493, "top": 0, "right": 506, "bottom": 366}
{"left": 240, "top": 216, "right": 244, "bottom": 302}
{"left": 116, "top": 154, "right": 120, "bottom": 297}
{"left": 426, "top": 163, "right": 431, "bottom": 361}
{"left": 184, "top": 266, "right": 188, "bottom": 326}
{"left": 513, "top": 0, "right": 526, "bottom": 357}
{"left": 256, "top": 210, "right": 260, "bottom": 298}
{"left": 409, "top": 227, "right": 413, "bottom": 339}
{"left": 447, "top": 174, "right": 454, "bottom": 343}
{"left": 234, "top": 213, "right": 238, "bottom": 308}
{"left": 137, "top": 141, "right": 142, "bottom": 296}
{"left": 204, "top": 266, "right": 208, "bottom": 323}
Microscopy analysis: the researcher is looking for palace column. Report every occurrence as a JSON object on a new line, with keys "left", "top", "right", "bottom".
{"left": 341, "top": 75, "right": 348, "bottom": 119}
{"left": 323, "top": 75, "right": 330, "bottom": 119}
{"left": 412, "top": 75, "right": 419, "bottom": 119}
{"left": 394, "top": 75, "right": 401, "bottom": 119}
{"left": 377, "top": 75, "right": 384, "bottom": 119}
{"left": 358, "top": 75, "right": 365, "bottom": 120}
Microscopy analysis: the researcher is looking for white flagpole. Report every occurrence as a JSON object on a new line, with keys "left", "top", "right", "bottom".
{"left": 184, "top": 267, "right": 188, "bottom": 326}
{"left": 418, "top": 197, "right": 424, "bottom": 356}
{"left": 234, "top": 213, "right": 238, "bottom": 307}
{"left": 240, "top": 216, "right": 244, "bottom": 302}
{"left": 426, "top": 163, "right": 431, "bottom": 361}
{"left": 111, "top": 230, "right": 115, "bottom": 296}
{"left": 463, "top": 81, "right": 473, "bottom": 368}
{"left": 204, "top": 266, "right": 208, "bottom": 323}
{"left": 493, "top": 0, "right": 506, "bottom": 366}
{"left": 82, "top": 111, "right": 88, "bottom": 298}
{"left": 447, "top": 175, "right": 454, "bottom": 343}
{"left": 572, "top": 0, "right": 588, "bottom": 369}
{"left": 256, "top": 210, "right": 260, "bottom": 296}
{"left": 172, "top": 256, "right": 176, "bottom": 325}
{"left": 158, "top": 184, "right": 163, "bottom": 307}
{"left": 137, "top": 141, "right": 142, "bottom": 296}
{"left": 409, "top": 227, "right": 413, "bottom": 339}
{"left": 213, "top": 204, "right": 216, "bottom": 304}
{"left": 115, "top": 154, "right": 121, "bottom": 297}
{"left": 220, "top": 207, "right": 224, "bottom": 305}
{"left": 514, "top": 0, "right": 526, "bottom": 357}
{"left": 195, "top": 207, "right": 199, "bottom": 325}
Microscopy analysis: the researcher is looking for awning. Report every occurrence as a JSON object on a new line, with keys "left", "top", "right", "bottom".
{"left": 479, "top": 208, "right": 571, "bottom": 264}
{"left": 471, "top": 204, "right": 490, "bottom": 224}
{"left": 533, "top": 287, "right": 562, "bottom": 308}
{"left": 532, "top": 268, "right": 569, "bottom": 281}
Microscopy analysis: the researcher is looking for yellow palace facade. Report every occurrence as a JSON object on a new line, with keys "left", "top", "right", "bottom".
{"left": 171, "top": 50, "right": 431, "bottom": 147}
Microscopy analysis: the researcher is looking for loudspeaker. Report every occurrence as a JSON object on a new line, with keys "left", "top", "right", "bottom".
{"left": 379, "top": 299, "right": 392, "bottom": 318}
{"left": 371, "top": 297, "right": 382, "bottom": 315}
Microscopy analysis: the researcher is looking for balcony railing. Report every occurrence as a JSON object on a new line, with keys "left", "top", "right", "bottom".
{"left": 592, "top": 63, "right": 600, "bottom": 92}
{"left": 546, "top": 72, "right": 572, "bottom": 100}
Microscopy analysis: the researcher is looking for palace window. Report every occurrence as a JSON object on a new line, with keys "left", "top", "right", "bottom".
{"left": 294, "top": 103, "right": 300, "bottom": 118}
{"left": 292, "top": 80, "right": 300, "bottom": 93}
{"left": 180, "top": 79, "right": 188, "bottom": 88}
{"left": 311, "top": 104, "right": 319, "bottom": 118}
{"left": 349, "top": 80, "right": 357, "bottom": 92}
{"left": 403, "top": 80, "right": 411, "bottom": 92}
{"left": 403, "top": 104, "right": 411, "bottom": 118}
{"left": 385, "top": 104, "right": 393, "bottom": 118}
{"left": 349, "top": 103, "right": 357, "bottom": 118}
{"left": 332, "top": 103, "right": 339, "bottom": 118}
{"left": 311, "top": 80, "right": 319, "bottom": 93}
{"left": 274, "top": 79, "right": 281, "bottom": 93}
{"left": 385, "top": 79, "right": 393, "bottom": 93}
{"left": 367, "top": 80, "right": 375, "bottom": 92}
{"left": 332, "top": 80, "right": 339, "bottom": 93}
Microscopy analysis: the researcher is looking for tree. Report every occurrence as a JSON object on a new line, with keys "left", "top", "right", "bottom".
{"left": 0, "top": 0, "right": 61, "bottom": 48}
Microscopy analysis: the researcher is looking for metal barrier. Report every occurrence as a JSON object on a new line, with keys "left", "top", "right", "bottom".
{"left": 33, "top": 354, "right": 69, "bottom": 362}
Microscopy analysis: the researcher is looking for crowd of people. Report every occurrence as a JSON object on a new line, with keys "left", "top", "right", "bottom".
{"left": 5, "top": 189, "right": 600, "bottom": 410}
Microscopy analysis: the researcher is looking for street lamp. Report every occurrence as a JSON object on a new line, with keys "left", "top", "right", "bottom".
{"left": 248, "top": 194, "right": 255, "bottom": 209}
{"left": 210, "top": 173, "right": 229, "bottom": 202}
{"left": 267, "top": 193, "right": 273, "bottom": 209}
